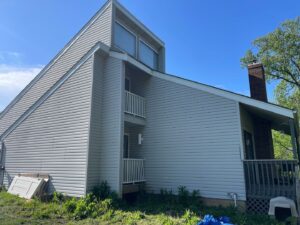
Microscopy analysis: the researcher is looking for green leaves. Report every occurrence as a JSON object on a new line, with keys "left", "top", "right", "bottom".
{"left": 241, "top": 16, "right": 300, "bottom": 90}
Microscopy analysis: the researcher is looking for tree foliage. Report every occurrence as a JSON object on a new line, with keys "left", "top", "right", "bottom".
{"left": 241, "top": 17, "right": 300, "bottom": 159}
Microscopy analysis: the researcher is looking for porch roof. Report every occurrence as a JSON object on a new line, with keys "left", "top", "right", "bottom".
{"left": 241, "top": 103, "right": 293, "bottom": 135}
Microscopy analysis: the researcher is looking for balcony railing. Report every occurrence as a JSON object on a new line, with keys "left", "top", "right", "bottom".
{"left": 125, "top": 91, "right": 146, "bottom": 118}
{"left": 243, "top": 160, "right": 298, "bottom": 199}
{"left": 123, "top": 158, "right": 145, "bottom": 184}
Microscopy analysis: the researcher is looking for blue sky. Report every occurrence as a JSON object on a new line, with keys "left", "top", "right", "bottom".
{"left": 0, "top": 0, "right": 299, "bottom": 111}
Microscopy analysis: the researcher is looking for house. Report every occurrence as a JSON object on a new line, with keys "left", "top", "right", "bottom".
{"left": 0, "top": 0, "right": 299, "bottom": 213}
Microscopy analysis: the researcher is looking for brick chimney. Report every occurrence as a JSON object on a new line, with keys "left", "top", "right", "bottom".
{"left": 247, "top": 62, "right": 274, "bottom": 159}
{"left": 247, "top": 62, "right": 268, "bottom": 102}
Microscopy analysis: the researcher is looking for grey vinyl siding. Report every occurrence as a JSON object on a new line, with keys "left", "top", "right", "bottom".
{"left": 86, "top": 53, "right": 104, "bottom": 192}
{"left": 2, "top": 57, "right": 94, "bottom": 197}
{"left": 0, "top": 4, "right": 112, "bottom": 135}
{"left": 97, "top": 57, "right": 123, "bottom": 193}
{"left": 140, "top": 76, "right": 246, "bottom": 200}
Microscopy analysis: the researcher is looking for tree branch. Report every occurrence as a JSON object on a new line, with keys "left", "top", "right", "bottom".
{"left": 268, "top": 72, "right": 299, "bottom": 86}
{"left": 275, "top": 140, "right": 293, "bottom": 152}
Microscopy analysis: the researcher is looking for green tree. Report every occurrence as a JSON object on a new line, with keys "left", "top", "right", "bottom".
{"left": 241, "top": 17, "right": 300, "bottom": 159}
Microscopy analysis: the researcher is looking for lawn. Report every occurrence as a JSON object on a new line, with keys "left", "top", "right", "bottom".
{"left": 0, "top": 187, "right": 288, "bottom": 225}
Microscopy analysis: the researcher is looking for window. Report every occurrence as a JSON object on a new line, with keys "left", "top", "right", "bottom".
{"left": 114, "top": 22, "right": 136, "bottom": 56}
{"left": 139, "top": 40, "right": 158, "bottom": 69}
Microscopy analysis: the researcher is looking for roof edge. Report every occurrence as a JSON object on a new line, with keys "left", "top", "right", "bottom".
{"left": 1, "top": 42, "right": 108, "bottom": 141}
{"left": 0, "top": 0, "right": 112, "bottom": 121}
{"left": 109, "top": 51, "right": 294, "bottom": 119}
{"left": 113, "top": 0, "right": 165, "bottom": 46}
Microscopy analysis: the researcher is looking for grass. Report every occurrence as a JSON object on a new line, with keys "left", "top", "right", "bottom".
{"left": 0, "top": 191, "right": 290, "bottom": 225}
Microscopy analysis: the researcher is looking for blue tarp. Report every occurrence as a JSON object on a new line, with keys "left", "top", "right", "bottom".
{"left": 197, "top": 214, "right": 233, "bottom": 225}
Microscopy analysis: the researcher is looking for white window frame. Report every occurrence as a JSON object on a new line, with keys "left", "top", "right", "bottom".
{"left": 138, "top": 38, "right": 159, "bottom": 69}
{"left": 114, "top": 21, "right": 138, "bottom": 57}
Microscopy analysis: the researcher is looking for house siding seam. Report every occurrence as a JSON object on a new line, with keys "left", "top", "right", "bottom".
{"left": 0, "top": 4, "right": 112, "bottom": 135}
{"left": 2, "top": 57, "right": 94, "bottom": 197}
{"left": 139, "top": 76, "right": 246, "bottom": 200}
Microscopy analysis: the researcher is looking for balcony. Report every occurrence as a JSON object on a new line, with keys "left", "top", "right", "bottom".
{"left": 125, "top": 91, "right": 146, "bottom": 119}
{"left": 123, "top": 158, "right": 145, "bottom": 184}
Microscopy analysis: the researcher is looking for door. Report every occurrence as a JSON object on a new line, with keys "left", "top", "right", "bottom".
{"left": 244, "top": 130, "right": 255, "bottom": 159}
{"left": 123, "top": 134, "right": 129, "bottom": 158}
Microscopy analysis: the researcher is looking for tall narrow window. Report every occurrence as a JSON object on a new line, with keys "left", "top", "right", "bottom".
{"left": 114, "top": 22, "right": 136, "bottom": 56}
{"left": 139, "top": 41, "right": 158, "bottom": 69}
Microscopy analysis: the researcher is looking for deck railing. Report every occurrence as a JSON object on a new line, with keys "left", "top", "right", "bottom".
{"left": 125, "top": 91, "right": 146, "bottom": 118}
{"left": 123, "top": 158, "right": 145, "bottom": 184}
{"left": 243, "top": 160, "right": 298, "bottom": 199}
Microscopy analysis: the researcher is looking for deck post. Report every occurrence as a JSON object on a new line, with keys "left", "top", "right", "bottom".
{"left": 289, "top": 118, "right": 298, "bottom": 160}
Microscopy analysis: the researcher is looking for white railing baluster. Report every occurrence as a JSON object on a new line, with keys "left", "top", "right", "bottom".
{"left": 243, "top": 159, "right": 297, "bottom": 199}
{"left": 124, "top": 91, "right": 146, "bottom": 118}
{"left": 123, "top": 158, "right": 145, "bottom": 184}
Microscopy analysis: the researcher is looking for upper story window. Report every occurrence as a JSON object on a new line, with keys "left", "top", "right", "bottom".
{"left": 114, "top": 22, "right": 136, "bottom": 56}
{"left": 139, "top": 40, "right": 158, "bottom": 70}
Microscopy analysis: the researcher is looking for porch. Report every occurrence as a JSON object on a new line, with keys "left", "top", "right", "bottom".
{"left": 239, "top": 103, "right": 300, "bottom": 213}
{"left": 123, "top": 62, "right": 149, "bottom": 123}
{"left": 122, "top": 121, "right": 146, "bottom": 188}
{"left": 243, "top": 159, "right": 298, "bottom": 199}
{"left": 122, "top": 158, "right": 145, "bottom": 184}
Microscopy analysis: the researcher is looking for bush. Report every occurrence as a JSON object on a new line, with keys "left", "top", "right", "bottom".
{"left": 63, "top": 197, "right": 77, "bottom": 214}
{"left": 182, "top": 209, "right": 199, "bottom": 225}
{"left": 178, "top": 186, "right": 189, "bottom": 206}
{"left": 92, "top": 181, "right": 111, "bottom": 200}
{"left": 52, "top": 191, "right": 65, "bottom": 203}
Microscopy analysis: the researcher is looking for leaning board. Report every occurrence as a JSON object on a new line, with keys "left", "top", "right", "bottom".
{"left": 8, "top": 176, "right": 45, "bottom": 199}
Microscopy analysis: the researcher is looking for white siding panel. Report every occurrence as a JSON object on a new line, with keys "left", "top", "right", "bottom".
{"left": 97, "top": 57, "right": 123, "bottom": 193}
{"left": 86, "top": 54, "right": 104, "bottom": 192}
{"left": 140, "top": 76, "right": 246, "bottom": 200}
{"left": 0, "top": 5, "right": 112, "bottom": 135}
{"left": 3, "top": 57, "right": 93, "bottom": 197}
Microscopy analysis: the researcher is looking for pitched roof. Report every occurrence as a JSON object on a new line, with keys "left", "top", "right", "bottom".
{"left": 109, "top": 50, "right": 295, "bottom": 119}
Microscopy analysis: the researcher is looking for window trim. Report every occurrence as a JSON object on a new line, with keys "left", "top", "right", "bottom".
{"left": 139, "top": 38, "right": 159, "bottom": 54}
{"left": 114, "top": 21, "right": 137, "bottom": 57}
{"left": 139, "top": 39, "right": 159, "bottom": 69}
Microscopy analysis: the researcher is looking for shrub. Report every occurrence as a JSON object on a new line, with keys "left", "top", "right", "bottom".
{"left": 52, "top": 191, "right": 64, "bottom": 203}
{"left": 73, "top": 198, "right": 89, "bottom": 220}
{"left": 182, "top": 209, "right": 199, "bottom": 225}
{"left": 92, "top": 181, "right": 111, "bottom": 200}
{"left": 63, "top": 197, "right": 77, "bottom": 214}
{"left": 177, "top": 186, "right": 189, "bottom": 206}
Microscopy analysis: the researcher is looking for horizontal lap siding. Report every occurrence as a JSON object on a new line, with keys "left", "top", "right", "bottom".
{"left": 142, "top": 77, "right": 246, "bottom": 200}
{"left": 0, "top": 5, "right": 112, "bottom": 134}
{"left": 86, "top": 54, "right": 104, "bottom": 192}
{"left": 98, "top": 57, "right": 123, "bottom": 193}
{"left": 3, "top": 58, "right": 94, "bottom": 197}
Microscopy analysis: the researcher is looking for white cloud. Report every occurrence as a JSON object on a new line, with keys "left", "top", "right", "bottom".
{"left": 0, "top": 64, "right": 43, "bottom": 112}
